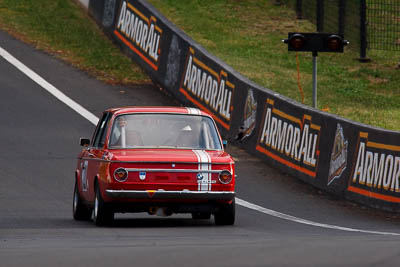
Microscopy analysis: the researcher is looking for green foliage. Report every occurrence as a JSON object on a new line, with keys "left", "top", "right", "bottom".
{"left": 149, "top": 0, "right": 400, "bottom": 130}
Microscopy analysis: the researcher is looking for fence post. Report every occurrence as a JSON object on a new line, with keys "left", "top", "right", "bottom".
{"left": 359, "top": 0, "right": 371, "bottom": 62}
{"left": 296, "top": 0, "right": 303, "bottom": 19}
{"left": 338, "top": 0, "right": 346, "bottom": 35}
{"left": 317, "top": 0, "right": 324, "bottom": 32}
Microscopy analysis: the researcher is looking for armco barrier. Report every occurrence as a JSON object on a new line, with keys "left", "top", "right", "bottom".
{"left": 86, "top": 0, "right": 400, "bottom": 212}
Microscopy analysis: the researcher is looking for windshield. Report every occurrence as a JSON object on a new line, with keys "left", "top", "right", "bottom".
{"left": 108, "top": 113, "right": 222, "bottom": 150}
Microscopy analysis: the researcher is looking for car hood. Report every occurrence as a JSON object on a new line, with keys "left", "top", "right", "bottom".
{"left": 108, "top": 149, "right": 233, "bottom": 164}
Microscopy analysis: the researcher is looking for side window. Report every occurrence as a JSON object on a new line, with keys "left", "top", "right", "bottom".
{"left": 92, "top": 112, "right": 111, "bottom": 148}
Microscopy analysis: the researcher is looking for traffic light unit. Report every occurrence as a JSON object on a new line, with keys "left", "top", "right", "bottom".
{"left": 283, "top": 32, "right": 349, "bottom": 53}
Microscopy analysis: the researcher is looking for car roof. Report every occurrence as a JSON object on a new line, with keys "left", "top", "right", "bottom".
{"left": 106, "top": 106, "right": 212, "bottom": 117}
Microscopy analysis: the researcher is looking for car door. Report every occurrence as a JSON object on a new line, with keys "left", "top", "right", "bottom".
{"left": 83, "top": 112, "right": 112, "bottom": 201}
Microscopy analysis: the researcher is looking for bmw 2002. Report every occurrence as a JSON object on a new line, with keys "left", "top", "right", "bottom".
{"left": 73, "top": 107, "right": 235, "bottom": 226}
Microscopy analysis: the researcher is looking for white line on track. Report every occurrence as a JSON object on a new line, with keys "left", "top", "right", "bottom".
{"left": 0, "top": 46, "right": 98, "bottom": 125}
{"left": 236, "top": 198, "right": 400, "bottom": 236}
{"left": 2, "top": 45, "right": 399, "bottom": 236}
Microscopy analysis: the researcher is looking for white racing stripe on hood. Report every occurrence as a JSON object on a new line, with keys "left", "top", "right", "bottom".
{"left": 186, "top": 107, "right": 201, "bottom": 115}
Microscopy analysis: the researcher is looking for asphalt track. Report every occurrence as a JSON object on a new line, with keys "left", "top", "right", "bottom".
{"left": 1, "top": 30, "right": 400, "bottom": 266}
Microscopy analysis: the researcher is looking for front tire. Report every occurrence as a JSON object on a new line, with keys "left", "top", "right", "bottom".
{"left": 214, "top": 198, "right": 235, "bottom": 226}
{"left": 93, "top": 183, "right": 114, "bottom": 226}
{"left": 73, "top": 181, "right": 92, "bottom": 221}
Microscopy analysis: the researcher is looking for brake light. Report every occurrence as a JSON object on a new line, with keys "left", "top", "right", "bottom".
{"left": 114, "top": 168, "right": 128, "bottom": 182}
{"left": 219, "top": 170, "right": 232, "bottom": 184}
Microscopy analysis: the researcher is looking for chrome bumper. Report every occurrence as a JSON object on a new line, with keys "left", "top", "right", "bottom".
{"left": 105, "top": 189, "right": 235, "bottom": 201}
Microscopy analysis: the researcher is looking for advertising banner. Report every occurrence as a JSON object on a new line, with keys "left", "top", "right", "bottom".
{"left": 179, "top": 46, "right": 235, "bottom": 132}
{"left": 347, "top": 130, "right": 400, "bottom": 210}
{"left": 257, "top": 97, "right": 322, "bottom": 179}
{"left": 114, "top": 0, "right": 163, "bottom": 71}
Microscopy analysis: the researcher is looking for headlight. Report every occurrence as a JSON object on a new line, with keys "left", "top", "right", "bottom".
{"left": 219, "top": 170, "right": 232, "bottom": 184}
{"left": 114, "top": 168, "right": 128, "bottom": 182}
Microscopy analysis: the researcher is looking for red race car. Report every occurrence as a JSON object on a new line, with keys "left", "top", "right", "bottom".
{"left": 73, "top": 107, "right": 235, "bottom": 226}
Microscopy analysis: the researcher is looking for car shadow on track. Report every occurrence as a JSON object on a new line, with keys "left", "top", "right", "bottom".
{"left": 105, "top": 217, "right": 217, "bottom": 228}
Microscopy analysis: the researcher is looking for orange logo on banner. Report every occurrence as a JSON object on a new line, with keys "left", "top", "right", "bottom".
{"left": 348, "top": 131, "right": 400, "bottom": 203}
{"left": 115, "top": 1, "right": 162, "bottom": 71}
{"left": 179, "top": 47, "right": 234, "bottom": 130}
{"left": 257, "top": 98, "right": 321, "bottom": 178}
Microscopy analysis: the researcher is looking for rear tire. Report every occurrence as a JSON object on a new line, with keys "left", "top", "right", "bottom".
{"left": 214, "top": 198, "right": 235, "bottom": 226}
{"left": 93, "top": 183, "right": 114, "bottom": 226}
{"left": 73, "top": 181, "right": 92, "bottom": 221}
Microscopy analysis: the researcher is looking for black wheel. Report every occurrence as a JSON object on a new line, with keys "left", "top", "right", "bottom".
{"left": 191, "top": 212, "right": 211, "bottom": 220}
{"left": 73, "top": 181, "right": 92, "bottom": 221}
{"left": 214, "top": 198, "right": 235, "bottom": 226}
{"left": 93, "top": 183, "right": 114, "bottom": 226}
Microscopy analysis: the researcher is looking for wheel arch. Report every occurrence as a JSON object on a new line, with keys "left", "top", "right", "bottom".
{"left": 75, "top": 170, "right": 80, "bottom": 183}
{"left": 93, "top": 175, "right": 99, "bottom": 191}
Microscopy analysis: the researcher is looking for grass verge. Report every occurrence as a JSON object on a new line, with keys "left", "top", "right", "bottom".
{"left": 0, "top": 0, "right": 149, "bottom": 84}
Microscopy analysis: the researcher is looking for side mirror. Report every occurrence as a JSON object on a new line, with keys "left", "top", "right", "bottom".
{"left": 80, "top": 138, "right": 90, "bottom": 147}
{"left": 222, "top": 140, "right": 228, "bottom": 149}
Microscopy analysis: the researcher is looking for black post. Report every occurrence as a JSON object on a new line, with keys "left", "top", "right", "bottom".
{"left": 359, "top": 0, "right": 370, "bottom": 62}
{"left": 338, "top": 0, "right": 346, "bottom": 35}
{"left": 312, "top": 51, "right": 318, "bottom": 108}
{"left": 296, "top": 0, "right": 303, "bottom": 19}
{"left": 317, "top": 0, "right": 324, "bottom": 32}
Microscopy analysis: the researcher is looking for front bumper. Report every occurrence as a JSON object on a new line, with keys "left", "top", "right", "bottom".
{"left": 105, "top": 189, "right": 235, "bottom": 201}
